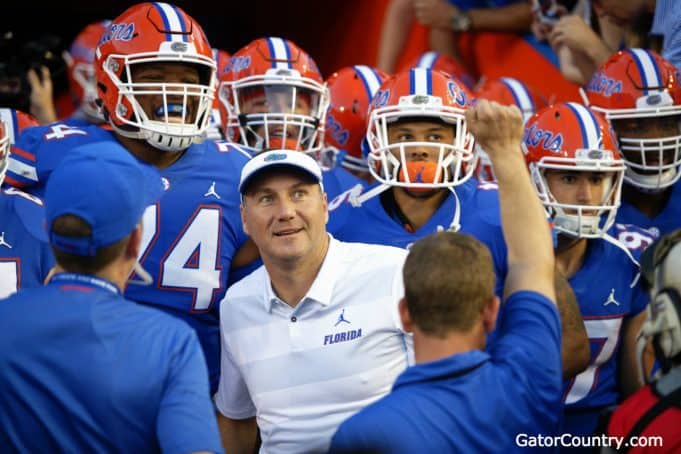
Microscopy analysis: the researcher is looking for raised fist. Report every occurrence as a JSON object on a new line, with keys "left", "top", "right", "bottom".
{"left": 465, "top": 100, "right": 524, "bottom": 160}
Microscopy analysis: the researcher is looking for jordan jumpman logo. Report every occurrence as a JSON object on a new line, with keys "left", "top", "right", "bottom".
{"left": 204, "top": 181, "right": 221, "bottom": 199}
{"left": 334, "top": 308, "right": 351, "bottom": 326}
{"left": 0, "top": 232, "right": 12, "bottom": 249}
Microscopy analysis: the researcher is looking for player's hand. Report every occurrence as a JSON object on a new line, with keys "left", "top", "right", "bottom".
{"left": 27, "top": 66, "right": 58, "bottom": 125}
{"left": 548, "top": 15, "right": 600, "bottom": 52}
{"left": 530, "top": 20, "right": 553, "bottom": 42}
{"left": 465, "top": 100, "right": 524, "bottom": 160}
{"left": 413, "top": 0, "right": 459, "bottom": 29}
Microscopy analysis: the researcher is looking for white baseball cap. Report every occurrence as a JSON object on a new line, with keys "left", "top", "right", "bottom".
{"left": 239, "top": 150, "right": 323, "bottom": 194}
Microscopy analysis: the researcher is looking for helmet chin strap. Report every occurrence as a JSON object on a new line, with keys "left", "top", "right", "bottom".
{"left": 442, "top": 186, "right": 461, "bottom": 232}
{"left": 553, "top": 212, "right": 600, "bottom": 238}
{"left": 127, "top": 261, "right": 154, "bottom": 286}
{"left": 554, "top": 211, "right": 641, "bottom": 287}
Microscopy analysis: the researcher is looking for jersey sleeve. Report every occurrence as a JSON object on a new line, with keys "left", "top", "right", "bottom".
{"left": 612, "top": 224, "right": 654, "bottom": 315}
{"left": 326, "top": 183, "right": 365, "bottom": 238}
{"left": 9, "top": 188, "right": 48, "bottom": 241}
{"left": 5, "top": 126, "right": 43, "bottom": 191}
{"left": 5, "top": 123, "right": 95, "bottom": 198}
{"left": 490, "top": 291, "right": 562, "bottom": 400}
{"left": 156, "top": 327, "right": 223, "bottom": 454}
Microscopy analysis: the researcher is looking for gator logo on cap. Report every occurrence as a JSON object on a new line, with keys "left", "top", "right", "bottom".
{"left": 264, "top": 153, "right": 288, "bottom": 162}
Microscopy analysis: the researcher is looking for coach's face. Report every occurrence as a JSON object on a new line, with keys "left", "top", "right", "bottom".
{"left": 241, "top": 169, "right": 328, "bottom": 265}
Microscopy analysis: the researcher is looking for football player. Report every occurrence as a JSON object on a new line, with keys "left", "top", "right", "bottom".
{"left": 328, "top": 68, "right": 589, "bottom": 379}
{"left": 327, "top": 68, "right": 500, "bottom": 271}
{"left": 204, "top": 48, "right": 230, "bottom": 141}
{"left": 4, "top": 2, "right": 251, "bottom": 393}
{"left": 524, "top": 102, "right": 652, "bottom": 438}
{"left": 218, "top": 37, "right": 362, "bottom": 201}
{"left": 583, "top": 49, "right": 681, "bottom": 237}
{"left": 0, "top": 108, "right": 53, "bottom": 298}
{"left": 62, "top": 21, "right": 111, "bottom": 127}
{"left": 323, "top": 65, "right": 388, "bottom": 184}
{"left": 218, "top": 36, "right": 328, "bottom": 157}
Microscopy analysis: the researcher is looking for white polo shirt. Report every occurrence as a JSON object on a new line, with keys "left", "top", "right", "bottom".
{"left": 216, "top": 235, "right": 411, "bottom": 454}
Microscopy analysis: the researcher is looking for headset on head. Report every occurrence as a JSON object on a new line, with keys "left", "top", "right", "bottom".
{"left": 637, "top": 229, "right": 681, "bottom": 383}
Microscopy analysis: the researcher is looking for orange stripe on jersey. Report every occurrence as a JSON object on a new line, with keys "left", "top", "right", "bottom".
{"left": 3, "top": 175, "right": 29, "bottom": 188}
{"left": 11, "top": 147, "right": 37, "bottom": 162}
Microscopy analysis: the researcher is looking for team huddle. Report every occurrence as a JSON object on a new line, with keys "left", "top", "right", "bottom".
{"left": 0, "top": 1, "right": 679, "bottom": 453}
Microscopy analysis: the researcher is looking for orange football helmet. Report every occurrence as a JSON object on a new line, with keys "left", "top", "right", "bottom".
{"left": 205, "top": 48, "right": 231, "bottom": 140}
{"left": 63, "top": 21, "right": 110, "bottom": 122}
{"left": 398, "top": 52, "right": 474, "bottom": 89}
{"left": 582, "top": 48, "right": 681, "bottom": 191}
{"left": 0, "top": 108, "right": 40, "bottom": 186}
{"left": 523, "top": 102, "right": 625, "bottom": 238}
{"left": 95, "top": 2, "right": 216, "bottom": 152}
{"left": 324, "top": 65, "right": 389, "bottom": 173}
{"left": 218, "top": 37, "right": 329, "bottom": 155}
{"left": 366, "top": 68, "right": 476, "bottom": 189}
{"left": 474, "top": 77, "right": 548, "bottom": 181}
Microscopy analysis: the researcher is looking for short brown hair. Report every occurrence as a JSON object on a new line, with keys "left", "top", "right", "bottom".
{"left": 51, "top": 215, "right": 130, "bottom": 274}
{"left": 403, "top": 231, "right": 495, "bottom": 337}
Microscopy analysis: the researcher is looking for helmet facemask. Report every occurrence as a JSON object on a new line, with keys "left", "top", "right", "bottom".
{"left": 69, "top": 60, "right": 103, "bottom": 122}
{"left": 529, "top": 151, "right": 625, "bottom": 238}
{"left": 366, "top": 99, "right": 477, "bottom": 190}
{"left": 585, "top": 83, "right": 681, "bottom": 192}
{"left": 611, "top": 113, "right": 681, "bottom": 192}
{"left": 222, "top": 69, "right": 329, "bottom": 156}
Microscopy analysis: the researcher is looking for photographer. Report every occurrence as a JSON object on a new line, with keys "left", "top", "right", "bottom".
{"left": 0, "top": 31, "right": 67, "bottom": 124}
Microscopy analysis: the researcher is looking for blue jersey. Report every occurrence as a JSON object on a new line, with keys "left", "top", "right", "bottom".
{"left": 322, "top": 166, "right": 368, "bottom": 201}
{"left": 7, "top": 123, "right": 117, "bottom": 195}
{"left": 615, "top": 182, "right": 681, "bottom": 237}
{"left": 7, "top": 123, "right": 250, "bottom": 392}
{"left": 60, "top": 115, "right": 100, "bottom": 129}
{"left": 328, "top": 179, "right": 507, "bottom": 295}
{"left": 0, "top": 188, "right": 53, "bottom": 298}
{"left": 0, "top": 273, "right": 222, "bottom": 453}
{"left": 561, "top": 224, "right": 652, "bottom": 437}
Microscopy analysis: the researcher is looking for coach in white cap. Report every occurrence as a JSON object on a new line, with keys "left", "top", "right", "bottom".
{"left": 216, "top": 150, "right": 412, "bottom": 453}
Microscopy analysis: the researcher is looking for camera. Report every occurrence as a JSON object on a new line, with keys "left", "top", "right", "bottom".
{"left": 532, "top": 0, "right": 579, "bottom": 26}
{"left": 0, "top": 31, "right": 67, "bottom": 112}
